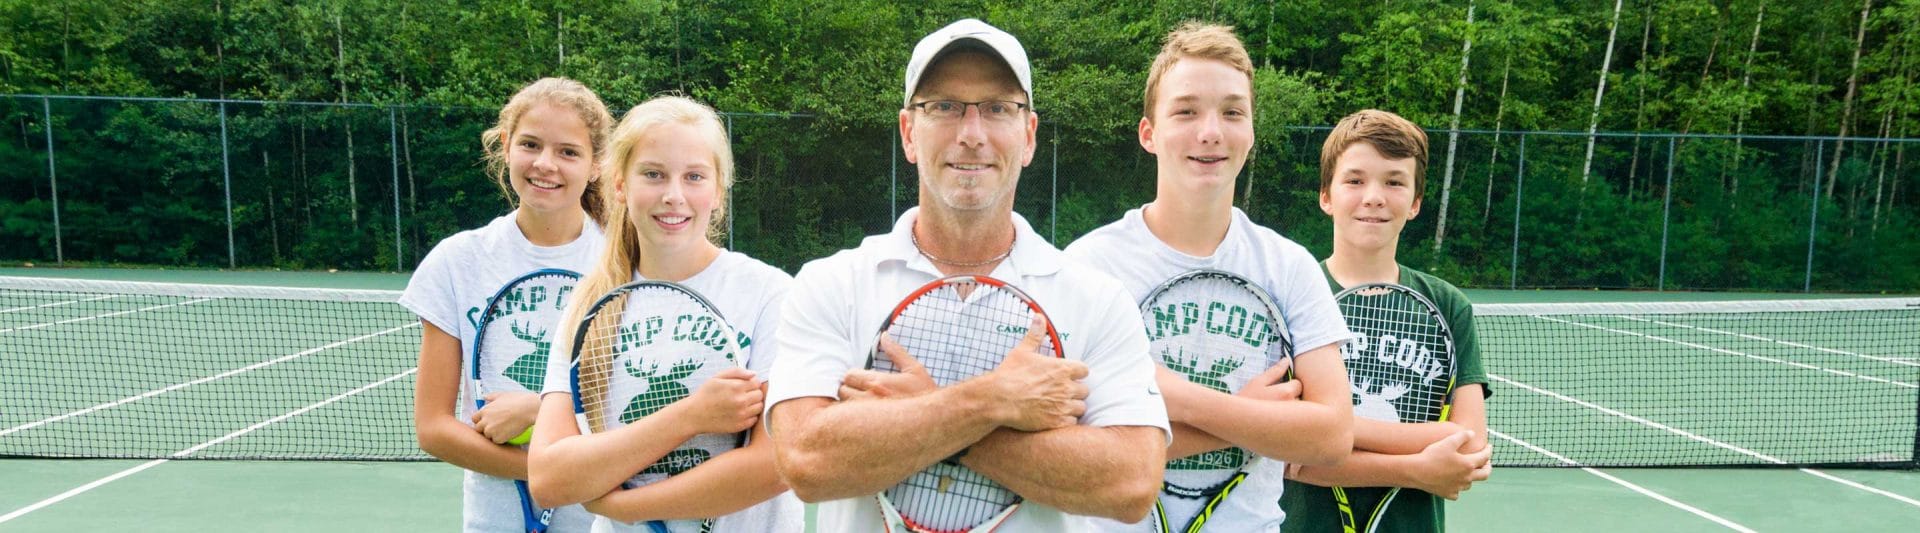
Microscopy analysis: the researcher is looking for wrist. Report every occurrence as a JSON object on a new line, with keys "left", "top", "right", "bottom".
{"left": 949, "top": 377, "right": 1010, "bottom": 427}
{"left": 660, "top": 401, "right": 707, "bottom": 438}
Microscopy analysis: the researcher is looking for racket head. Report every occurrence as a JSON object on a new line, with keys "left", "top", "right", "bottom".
{"left": 470, "top": 268, "right": 577, "bottom": 533}
{"left": 471, "top": 268, "right": 581, "bottom": 412}
{"left": 1138, "top": 269, "right": 1288, "bottom": 528}
{"left": 566, "top": 280, "right": 745, "bottom": 489}
{"left": 868, "top": 275, "right": 1059, "bottom": 533}
{"left": 1332, "top": 283, "right": 1456, "bottom": 424}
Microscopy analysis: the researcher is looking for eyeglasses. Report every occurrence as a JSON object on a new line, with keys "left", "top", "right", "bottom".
{"left": 909, "top": 100, "right": 1030, "bottom": 123}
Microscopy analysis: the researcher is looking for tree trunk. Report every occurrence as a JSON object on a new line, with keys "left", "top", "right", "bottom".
{"left": 1827, "top": 0, "right": 1874, "bottom": 200}
{"left": 1680, "top": 1, "right": 1728, "bottom": 136}
{"left": 1628, "top": 1, "right": 1653, "bottom": 201}
{"left": 336, "top": 11, "right": 359, "bottom": 226}
{"left": 1483, "top": 52, "right": 1512, "bottom": 226}
{"left": 1730, "top": 1, "right": 1767, "bottom": 205}
{"left": 300, "top": 113, "right": 312, "bottom": 230}
{"left": 1870, "top": 110, "right": 1890, "bottom": 233}
{"left": 1581, "top": 0, "right": 1626, "bottom": 190}
{"left": 215, "top": 0, "right": 225, "bottom": 98}
{"left": 265, "top": 150, "right": 279, "bottom": 262}
{"left": 402, "top": 108, "right": 418, "bottom": 263}
{"left": 556, "top": 12, "right": 565, "bottom": 69}
{"left": 1894, "top": 139, "right": 1905, "bottom": 212}
{"left": 1433, "top": 0, "right": 1475, "bottom": 254}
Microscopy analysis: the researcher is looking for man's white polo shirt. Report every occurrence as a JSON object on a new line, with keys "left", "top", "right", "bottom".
{"left": 766, "top": 207, "right": 1170, "bottom": 533}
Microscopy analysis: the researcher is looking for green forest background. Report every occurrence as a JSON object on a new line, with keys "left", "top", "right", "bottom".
{"left": 2, "top": 0, "right": 1916, "bottom": 292}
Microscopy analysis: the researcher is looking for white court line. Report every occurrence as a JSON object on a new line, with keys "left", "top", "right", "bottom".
{"left": 1489, "top": 429, "right": 1754, "bottom": 532}
{"left": 0, "top": 367, "right": 419, "bottom": 525}
{"left": 1530, "top": 315, "right": 1917, "bottom": 388}
{"left": 0, "top": 298, "right": 214, "bottom": 335}
{"left": 1494, "top": 374, "right": 1920, "bottom": 509}
{"left": 0, "top": 294, "right": 120, "bottom": 315}
{"left": 0, "top": 322, "right": 419, "bottom": 437}
{"left": 1616, "top": 315, "right": 1920, "bottom": 368}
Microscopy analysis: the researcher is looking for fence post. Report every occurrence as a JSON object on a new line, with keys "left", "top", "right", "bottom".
{"left": 890, "top": 130, "right": 898, "bottom": 221}
{"left": 1658, "top": 137, "right": 1675, "bottom": 290}
{"left": 389, "top": 107, "right": 403, "bottom": 271}
{"left": 1510, "top": 134, "right": 1525, "bottom": 290}
{"left": 1805, "top": 140, "right": 1824, "bottom": 292}
{"left": 42, "top": 97, "right": 64, "bottom": 265}
{"left": 1051, "top": 121, "right": 1059, "bottom": 243}
{"left": 724, "top": 114, "right": 735, "bottom": 250}
{"left": 220, "top": 101, "right": 235, "bottom": 268}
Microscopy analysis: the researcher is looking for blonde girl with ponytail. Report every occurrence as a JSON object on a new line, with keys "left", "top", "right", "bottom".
{"left": 527, "top": 95, "right": 801, "bottom": 532}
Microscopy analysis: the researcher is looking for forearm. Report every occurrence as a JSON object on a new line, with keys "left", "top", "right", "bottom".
{"left": 528, "top": 395, "right": 699, "bottom": 507}
{"left": 772, "top": 385, "right": 1001, "bottom": 502}
{"left": 1168, "top": 422, "right": 1231, "bottom": 461}
{"left": 586, "top": 429, "right": 786, "bottom": 522}
{"left": 1178, "top": 392, "right": 1352, "bottom": 466}
{"left": 1289, "top": 450, "right": 1421, "bottom": 489}
{"left": 1353, "top": 418, "right": 1465, "bottom": 455}
{"left": 413, "top": 323, "right": 526, "bottom": 479}
{"left": 415, "top": 412, "right": 528, "bottom": 479}
{"left": 963, "top": 425, "right": 1163, "bottom": 522}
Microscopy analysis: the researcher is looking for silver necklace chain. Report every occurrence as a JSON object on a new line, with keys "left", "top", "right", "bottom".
{"left": 911, "top": 224, "right": 1015, "bottom": 267}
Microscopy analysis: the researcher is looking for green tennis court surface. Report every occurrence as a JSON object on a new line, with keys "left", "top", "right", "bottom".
{"left": 2, "top": 269, "right": 1916, "bottom": 530}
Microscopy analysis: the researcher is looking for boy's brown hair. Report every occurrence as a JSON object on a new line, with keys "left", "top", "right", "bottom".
{"left": 1143, "top": 22, "right": 1255, "bottom": 120}
{"left": 1319, "top": 109, "right": 1430, "bottom": 198}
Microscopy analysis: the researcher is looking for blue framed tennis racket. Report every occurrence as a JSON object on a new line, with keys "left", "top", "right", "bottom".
{"left": 471, "top": 268, "right": 581, "bottom": 533}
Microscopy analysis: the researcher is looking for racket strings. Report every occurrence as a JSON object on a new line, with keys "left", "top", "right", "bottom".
{"left": 577, "top": 284, "right": 742, "bottom": 486}
{"left": 1141, "top": 272, "right": 1287, "bottom": 523}
{"left": 1339, "top": 291, "right": 1451, "bottom": 423}
{"left": 476, "top": 273, "right": 578, "bottom": 399}
{"left": 576, "top": 292, "right": 629, "bottom": 435}
{"left": 874, "top": 280, "right": 1039, "bottom": 532}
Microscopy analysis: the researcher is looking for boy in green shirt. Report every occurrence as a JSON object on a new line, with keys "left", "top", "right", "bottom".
{"left": 1281, "top": 109, "right": 1493, "bottom": 532}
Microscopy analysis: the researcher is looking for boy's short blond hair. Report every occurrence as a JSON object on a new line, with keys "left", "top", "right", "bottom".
{"left": 1143, "top": 22, "right": 1255, "bottom": 120}
{"left": 1319, "top": 109, "right": 1430, "bottom": 198}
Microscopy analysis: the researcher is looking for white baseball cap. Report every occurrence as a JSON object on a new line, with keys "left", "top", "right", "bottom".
{"left": 902, "top": 18, "right": 1033, "bottom": 108}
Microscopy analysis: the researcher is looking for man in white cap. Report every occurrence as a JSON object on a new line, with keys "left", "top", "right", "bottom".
{"left": 765, "top": 18, "right": 1168, "bottom": 532}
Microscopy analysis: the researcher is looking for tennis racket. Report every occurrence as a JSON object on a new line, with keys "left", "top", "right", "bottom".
{"left": 1136, "top": 269, "right": 1291, "bottom": 533}
{"left": 1328, "top": 283, "right": 1456, "bottom": 533}
{"left": 471, "top": 268, "right": 580, "bottom": 533}
{"left": 568, "top": 280, "right": 745, "bottom": 533}
{"left": 868, "top": 275, "right": 1064, "bottom": 533}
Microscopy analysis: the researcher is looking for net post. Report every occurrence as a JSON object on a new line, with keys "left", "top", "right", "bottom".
{"left": 389, "top": 106, "right": 403, "bottom": 271}
{"left": 1659, "top": 137, "right": 1675, "bottom": 291}
{"left": 1912, "top": 383, "right": 1920, "bottom": 469}
{"left": 1509, "top": 134, "right": 1525, "bottom": 290}
{"left": 1806, "top": 140, "right": 1823, "bottom": 292}
{"left": 42, "top": 97, "right": 64, "bottom": 265}
{"left": 220, "top": 100, "right": 236, "bottom": 268}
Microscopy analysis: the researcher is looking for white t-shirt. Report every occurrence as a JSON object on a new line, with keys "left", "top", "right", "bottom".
{"left": 539, "top": 250, "right": 804, "bottom": 533}
{"left": 765, "top": 208, "right": 1171, "bottom": 533}
{"left": 1064, "top": 205, "right": 1352, "bottom": 533}
{"left": 399, "top": 211, "right": 605, "bottom": 533}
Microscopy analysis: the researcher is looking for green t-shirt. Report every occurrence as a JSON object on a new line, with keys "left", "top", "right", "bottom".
{"left": 1279, "top": 264, "right": 1490, "bottom": 533}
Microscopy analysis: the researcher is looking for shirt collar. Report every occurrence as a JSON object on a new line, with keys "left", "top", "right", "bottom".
{"left": 873, "top": 207, "right": 1064, "bottom": 277}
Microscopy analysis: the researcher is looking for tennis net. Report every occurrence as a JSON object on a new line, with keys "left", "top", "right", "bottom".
{"left": 1, "top": 275, "right": 426, "bottom": 460}
{"left": 2, "top": 275, "right": 1917, "bottom": 468}
{"left": 1479, "top": 297, "right": 1920, "bottom": 468}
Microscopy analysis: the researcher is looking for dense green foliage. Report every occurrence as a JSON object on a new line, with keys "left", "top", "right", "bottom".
{"left": 1, "top": 0, "right": 1915, "bottom": 291}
